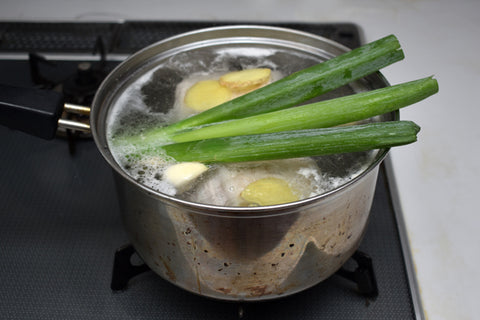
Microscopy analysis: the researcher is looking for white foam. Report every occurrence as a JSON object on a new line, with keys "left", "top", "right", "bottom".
{"left": 105, "top": 49, "right": 374, "bottom": 204}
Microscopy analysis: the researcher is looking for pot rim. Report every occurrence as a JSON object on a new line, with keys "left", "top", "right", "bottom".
{"left": 91, "top": 24, "right": 395, "bottom": 217}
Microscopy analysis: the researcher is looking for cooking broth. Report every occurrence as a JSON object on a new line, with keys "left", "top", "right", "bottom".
{"left": 106, "top": 45, "right": 379, "bottom": 206}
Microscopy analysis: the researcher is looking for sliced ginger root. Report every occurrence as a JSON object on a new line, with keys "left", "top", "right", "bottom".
{"left": 220, "top": 68, "right": 271, "bottom": 93}
{"left": 184, "top": 80, "right": 232, "bottom": 112}
{"left": 240, "top": 177, "right": 299, "bottom": 206}
{"left": 184, "top": 68, "right": 271, "bottom": 112}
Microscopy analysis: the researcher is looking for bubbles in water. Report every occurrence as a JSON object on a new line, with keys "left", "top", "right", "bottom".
{"left": 106, "top": 44, "right": 378, "bottom": 206}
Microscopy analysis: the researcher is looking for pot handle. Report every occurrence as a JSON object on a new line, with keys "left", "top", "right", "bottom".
{"left": 0, "top": 83, "right": 90, "bottom": 139}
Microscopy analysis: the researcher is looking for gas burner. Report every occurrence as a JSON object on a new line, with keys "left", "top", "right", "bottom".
{"left": 110, "top": 244, "right": 379, "bottom": 298}
{"left": 62, "top": 37, "right": 108, "bottom": 106}
{"left": 27, "top": 37, "right": 109, "bottom": 154}
{"left": 62, "top": 61, "right": 104, "bottom": 105}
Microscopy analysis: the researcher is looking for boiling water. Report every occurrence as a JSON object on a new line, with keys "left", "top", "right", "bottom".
{"left": 106, "top": 45, "right": 378, "bottom": 206}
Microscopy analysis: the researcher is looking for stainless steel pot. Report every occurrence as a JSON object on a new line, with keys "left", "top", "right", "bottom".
{"left": 89, "top": 25, "right": 395, "bottom": 301}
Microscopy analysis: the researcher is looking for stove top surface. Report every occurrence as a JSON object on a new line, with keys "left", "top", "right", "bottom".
{"left": 0, "top": 21, "right": 418, "bottom": 319}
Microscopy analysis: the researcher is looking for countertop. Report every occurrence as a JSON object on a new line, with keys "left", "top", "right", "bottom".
{"left": 1, "top": 0, "right": 478, "bottom": 319}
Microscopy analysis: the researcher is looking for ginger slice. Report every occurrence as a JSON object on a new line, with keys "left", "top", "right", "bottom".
{"left": 184, "top": 79, "right": 232, "bottom": 112}
{"left": 219, "top": 68, "right": 271, "bottom": 93}
{"left": 240, "top": 177, "right": 299, "bottom": 206}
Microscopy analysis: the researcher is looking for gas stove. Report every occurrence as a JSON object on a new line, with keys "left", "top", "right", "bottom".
{"left": 0, "top": 21, "right": 422, "bottom": 319}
